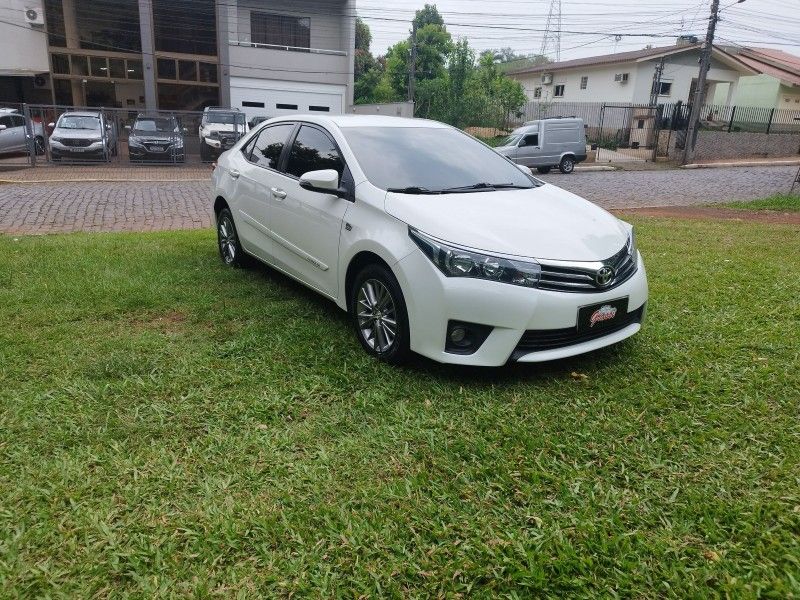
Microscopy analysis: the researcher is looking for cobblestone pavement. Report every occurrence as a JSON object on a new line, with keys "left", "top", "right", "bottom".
{"left": 0, "top": 165, "right": 794, "bottom": 235}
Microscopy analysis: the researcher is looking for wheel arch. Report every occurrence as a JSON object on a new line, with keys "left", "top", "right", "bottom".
{"left": 344, "top": 251, "right": 393, "bottom": 312}
{"left": 213, "top": 196, "right": 229, "bottom": 218}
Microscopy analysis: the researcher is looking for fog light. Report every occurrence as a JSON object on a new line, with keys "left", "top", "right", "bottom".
{"left": 450, "top": 327, "right": 467, "bottom": 343}
{"left": 445, "top": 320, "right": 493, "bottom": 355}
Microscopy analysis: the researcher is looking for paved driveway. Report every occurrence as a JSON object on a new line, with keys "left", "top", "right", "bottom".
{"left": 0, "top": 165, "right": 795, "bottom": 234}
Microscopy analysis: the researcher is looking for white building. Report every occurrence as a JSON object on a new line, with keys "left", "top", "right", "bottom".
{"left": 508, "top": 40, "right": 757, "bottom": 106}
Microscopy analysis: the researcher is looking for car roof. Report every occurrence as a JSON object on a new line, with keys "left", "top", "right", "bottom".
{"left": 0, "top": 108, "right": 21, "bottom": 114}
{"left": 60, "top": 111, "right": 102, "bottom": 117}
{"left": 264, "top": 114, "right": 450, "bottom": 130}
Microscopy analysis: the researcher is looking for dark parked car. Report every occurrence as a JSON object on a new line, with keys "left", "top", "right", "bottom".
{"left": 126, "top": 114, "right": 186, "bottom": 163}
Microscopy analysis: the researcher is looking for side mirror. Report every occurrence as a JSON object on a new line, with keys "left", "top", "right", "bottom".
{"left": 517, "top": 164, "right": 533, "bottom": 176}
{"left": 48, "top": 122, "right": 55, "bottom": 128}
{"left": 0, "top": 125, "right": 6, "bottom": 131}
{"left": 299, "top": 169, "right": 349, "bottom": 200}
{"left": 124, "top": 125, "right": 131, "bottom": 131}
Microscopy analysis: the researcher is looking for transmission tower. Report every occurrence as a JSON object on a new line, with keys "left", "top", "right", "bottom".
{"left": 540, "top": 0, "right": 562, "bottom": 62}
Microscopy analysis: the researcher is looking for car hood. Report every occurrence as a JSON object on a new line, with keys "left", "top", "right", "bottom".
{"left": 52, "top": 128, "right": 103, "bottom": 139}
{"left": 131, "top": 132, "right": 181, "bottom": 141}
{"left": 494, "top": 145, "right": 515, "bottom": 155}
{"left": 204, "top": 124, "right": 244, "bottom": 133}
{"left": 385, "top": 183, "right": 629, "bottom": 261}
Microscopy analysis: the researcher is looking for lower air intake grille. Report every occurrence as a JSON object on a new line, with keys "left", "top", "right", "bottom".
{"left": 511, "top": 305, "right": 644, "bottom": 360}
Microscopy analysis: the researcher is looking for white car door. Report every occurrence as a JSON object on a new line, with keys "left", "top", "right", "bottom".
{"left": 0, "top": 115, "right": 25, "bottom": 153}
{"left": 231, "top": 123, "right": 296, "bottom": 261}
{"left": 266, "top": 124, "right": 350, "bottom": 299}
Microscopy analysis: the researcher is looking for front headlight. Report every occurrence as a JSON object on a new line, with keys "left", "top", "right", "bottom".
{"left": 173, "top": 137, "right": 184, "bottom": 148}
{"left": 409, "top": 228, "right": 541, "bottom": 288}
{"left": 128, "top": 136, "right": 143, "bottom": 147}
{"left": 628, "top": 227, "right": 637, "bottom": 258}
{"left": 209, "top": 131, "right": 220, "bottom": 139}
{"left": 50, "top": 136, "right": 61, "bottom": 143}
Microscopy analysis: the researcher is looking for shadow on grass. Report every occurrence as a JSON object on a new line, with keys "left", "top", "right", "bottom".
{"left": 242, "top": 255, "right": 634, "bottom": 387}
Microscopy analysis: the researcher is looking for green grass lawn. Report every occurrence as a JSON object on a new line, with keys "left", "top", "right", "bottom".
{"left": 1, "top": 218, "right": 799, "bottom": 597}
{"left": 724, "top": 193, "right": 800, "bottom": 212}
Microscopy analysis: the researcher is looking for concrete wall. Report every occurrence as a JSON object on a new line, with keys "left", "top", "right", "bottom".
{"left": 0, "top": 0, "right": 49, "bottom": 75}
{"left": 693, "top": 131, "right": 800, "bottom": 161}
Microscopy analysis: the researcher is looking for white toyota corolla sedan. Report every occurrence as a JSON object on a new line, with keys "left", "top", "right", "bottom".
{"left": 211, "top": 115, "right": 648, "bottom": 366}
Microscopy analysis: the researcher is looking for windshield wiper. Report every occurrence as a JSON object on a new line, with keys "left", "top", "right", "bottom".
{"left": 440, "top": 182, "right": 530, "bottom": 193}
{"left": 387, "top": 186, "right": 441, "bottom": 195}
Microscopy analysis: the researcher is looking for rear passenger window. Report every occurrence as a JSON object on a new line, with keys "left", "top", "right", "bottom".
{"left": 285, "top": 125, "right": 344, "bottom": 180}
{"left": 250, "top": 124, "right": 294, "bottom": 169}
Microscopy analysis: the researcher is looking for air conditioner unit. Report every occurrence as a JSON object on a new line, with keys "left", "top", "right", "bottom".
{"left": 34, "top": 74, "right": 50, "bottom": 89}
{"left": 614, "top": 73, "right": 629, "bottom": 83}
{"left": 541, "top": 73, "right": 553, "bottom": 85}
{"left": 23, "top": 6, "right": 44, "bottom": 25}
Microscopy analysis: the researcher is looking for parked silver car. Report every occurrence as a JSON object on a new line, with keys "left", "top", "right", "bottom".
{"left": 48, "top": 111, "right": 117, "bottom": 161}
{"left": 0, "top": 108, "right": 44, "bottom": 156}
{"left": 494, "top": 117, "right": 587, "bottom": 174}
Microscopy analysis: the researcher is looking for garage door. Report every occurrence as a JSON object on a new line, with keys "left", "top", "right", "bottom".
{"left": 230, "top": 78, "right": 346, "bottom": 121}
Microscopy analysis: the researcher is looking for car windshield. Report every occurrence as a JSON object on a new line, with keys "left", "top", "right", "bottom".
{"left": 58, "top": 115, "right": 101, "bottom": 130}
{"left": 134, "top": 118, "right": 177, "bottom": 133}
{"left": 205, "top": 112, "right": 246, "bottom": 125}
{"left": 502, "top": 134, "right": 523, "bottom": 146}
{"left": 342, "top": 126, "right": 538, "bottom": 192}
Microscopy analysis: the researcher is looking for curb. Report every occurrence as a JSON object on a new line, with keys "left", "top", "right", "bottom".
{"left": 0, "top": 178, "right": 209, "bottom": 184}
{"left": 575, "top": 165, "right": 618, "bottom": 172}
{"left": 682, "top": 160, "right": 800, "bottom": 169}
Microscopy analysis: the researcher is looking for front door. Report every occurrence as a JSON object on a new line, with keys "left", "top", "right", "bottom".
{"left": 267, "top": 124, "right": 349, "bottom": 299}
{"left": 515, "top": 132, "right": 542, "bottom": 166}
{"left": 0, "top": 115, "right": 26, "bottom": 153}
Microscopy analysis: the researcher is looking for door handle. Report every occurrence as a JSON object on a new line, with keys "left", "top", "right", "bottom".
{"left": 229, "top": 169, "right": 240, "bottom": 179}
{"left": 270, "top": 187, "right": 287, "bottom": 200}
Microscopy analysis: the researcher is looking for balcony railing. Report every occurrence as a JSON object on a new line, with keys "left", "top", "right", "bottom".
{"left": 229, "top": 39, "right": 346, "bottom": 56}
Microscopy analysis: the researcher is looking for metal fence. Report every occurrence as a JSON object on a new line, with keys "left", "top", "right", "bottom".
{"left": 0, "top": 104, "right": 249, "bottom": 168}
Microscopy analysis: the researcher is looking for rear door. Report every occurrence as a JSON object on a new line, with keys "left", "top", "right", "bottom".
{"left": 0, "top": 115, "right": 25, "bottom": 153}
{"left": 233, "top": 123, "right": 296, "bottom": 260}
{"left": 266, "top": 124, "right": 349, "bottom": 298}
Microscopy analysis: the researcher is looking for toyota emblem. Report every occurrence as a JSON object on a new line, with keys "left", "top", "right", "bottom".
{"left": 595, "top": 266, "right": 615, "bottom": 287}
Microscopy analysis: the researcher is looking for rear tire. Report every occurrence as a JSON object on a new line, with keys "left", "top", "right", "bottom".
{"left": 559, "top": 156, "right": 576, "bottom": 174}
{"left": 536, "top": 166, "right": 552, "bottom": 174}
{"left": 350, "top": 264, "right": 411, "bottom": 365}
{"left": 216, "top": 208, "right": 246, "bottom": 268}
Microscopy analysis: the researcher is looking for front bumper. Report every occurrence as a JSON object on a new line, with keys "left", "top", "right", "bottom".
{"left": 394, "top": 248, "right": 649, "bottom": 366}
{"left": 129, "top": 145, "right": 185, "bottom": 161}
{"left": 50, "top": 140, "right": 106, "bottom": 159}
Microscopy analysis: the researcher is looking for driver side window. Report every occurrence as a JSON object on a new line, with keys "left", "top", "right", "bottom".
{"left": 520, "top": 134, "right": 539, "bottom": 147}
{"left": 248, "top": 124, "right": 294, "bottom": 170}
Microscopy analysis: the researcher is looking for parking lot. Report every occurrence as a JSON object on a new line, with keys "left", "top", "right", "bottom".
{"left": 0, "top": 164, "right": 795, "bottom": 235}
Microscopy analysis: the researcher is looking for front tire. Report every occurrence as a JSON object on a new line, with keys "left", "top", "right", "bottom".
{"left": 351, "top": 264, "right": 410, "bottom": 364}
{"left": 216, "top": 208, "right": 246, "bottom": 267}
{"left": 536, "top": 166, "right": 552, "bottom": 174}
{"left": 559, "top": 155, "right": 576, "bottom": 174}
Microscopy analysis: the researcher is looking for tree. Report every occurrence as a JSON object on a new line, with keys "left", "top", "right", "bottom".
{"left": 355, "top": 17, "right": 371, "bottom": 53}
{"left": 412, "top": 4, "right": 444, "bottom": 31}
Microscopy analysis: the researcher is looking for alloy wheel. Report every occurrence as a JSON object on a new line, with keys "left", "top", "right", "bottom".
{"left": 356, "top": 279, "right": 398, "bottom": 353}
{"left": 218, "top": 214, "right": 237, "bottom": 265}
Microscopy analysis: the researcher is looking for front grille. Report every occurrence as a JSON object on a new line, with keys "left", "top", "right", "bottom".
{"left": 511, "top": 305, "right": 644, "bottom": 360}
{"left": 62, "top": 138, "right": 93, "bottom": 147}
{"left": 538, "top": 243, "right": 637, "bottom": 293}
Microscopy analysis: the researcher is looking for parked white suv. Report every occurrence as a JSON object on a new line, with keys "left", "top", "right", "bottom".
{"left": 211, "top": 116, "right": 648, "bottom": 366}
{"left": 199, "top": 107, "right": 248, "bottom": 161}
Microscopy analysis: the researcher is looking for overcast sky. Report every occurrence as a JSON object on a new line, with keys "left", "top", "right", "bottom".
{"left": 357, "top": 0, "right": 800, "bottom": 61}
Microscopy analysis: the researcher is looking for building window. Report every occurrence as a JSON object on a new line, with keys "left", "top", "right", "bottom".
{"left": 51, "top": 53, "right": 70, "bottom": 75}
{"left": 580, "top": 76, "right": 588, "bottom": 90}
{"left": 242, "top": 101, "right": 266, "bottom": 108}
{"left": 276, "top": 103, "right": 298, "bottom": 110}
{"left": 153, "top": 0, "right": 216, "bottom": 55}
{"left": 126, "top": 59, "right": 143, "bottom": 80}
{"left": 309, "top": 106, "right": 330, "bottom": 112}
{"left": 554, "top": 84, "right": 565, "bottom": 98}
{"left": 657, "top": 81, "right": 672, "bottom": 96}
{"left": 109, "top": 58, "right": 126, "bottom": 79}
{"left": 251, "top": 12, "right": 311, "bottom": 49}
{"left": 533, "top": 87, "right": 542, "bottom": 99}
{"left": 179, "top": 60, "right": 198, "bottom": 82}
{"left": 198, "top": 63, "right": 218, "bottom": 84}
{"left": 71, "top": 55, "right": 89, "bottom": 76}
{"left": 89, "top": 56, "right": 108, "bottom": 78}
{"left": 157, "top": 58, "right": 177, "bottom": 80}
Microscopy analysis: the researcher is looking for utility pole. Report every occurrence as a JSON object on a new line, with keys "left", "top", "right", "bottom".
{"left": 650, "top": 57, "right": 665, "bottom": 106}
{"left": 682, "top": 0, "right": 720, "bottom": 164}
{"left": 409, "top": 21, "right": 417, "bottom": 104}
